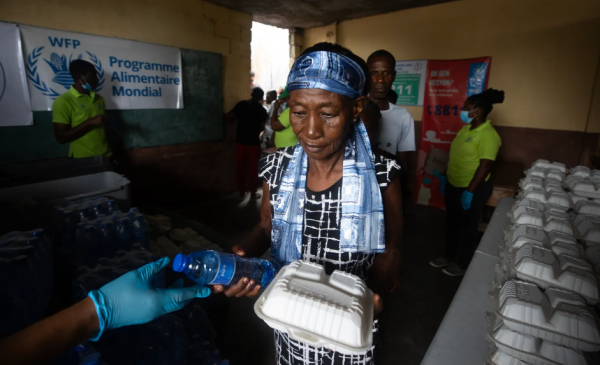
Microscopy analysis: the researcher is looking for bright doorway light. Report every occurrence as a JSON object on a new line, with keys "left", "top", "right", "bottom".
{"left": 251, "top": 22, "right": 290, "bottom": 93}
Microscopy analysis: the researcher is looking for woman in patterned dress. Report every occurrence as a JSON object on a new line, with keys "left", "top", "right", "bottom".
{"left": 213, "top": 42, "right": 404, "bottom": 365}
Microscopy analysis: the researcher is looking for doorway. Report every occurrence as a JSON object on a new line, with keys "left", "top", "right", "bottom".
{"left": 250, "top": 22, "right": 290, "bottom": 94}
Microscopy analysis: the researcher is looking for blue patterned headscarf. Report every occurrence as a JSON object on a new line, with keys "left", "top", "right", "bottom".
{"left": 286, "top": 51, "right": 366, "bottom": 99}
{"left": 270, "top": 50, "right": 385, "bottom": 269}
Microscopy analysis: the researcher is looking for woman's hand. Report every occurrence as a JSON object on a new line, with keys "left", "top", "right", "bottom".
{"left": 212, "top": 245, "right": 262, "bottom": 298}
{"left": 373, "top": 293, "right": 383, "bottom": 314}
{"left": 369, "top": 250, "right": 403, "bottom": 294}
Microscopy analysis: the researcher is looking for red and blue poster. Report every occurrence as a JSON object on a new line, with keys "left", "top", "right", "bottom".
{"left": 414, "top": 57, "right": 491, "bottom": 209}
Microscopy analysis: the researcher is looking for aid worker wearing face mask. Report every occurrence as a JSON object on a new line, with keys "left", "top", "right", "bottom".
{"left": 52, "top": 59, "right": 111, "bottom": 158}
{"left": 429, "top": 88, "right": 504, "bottom": 277}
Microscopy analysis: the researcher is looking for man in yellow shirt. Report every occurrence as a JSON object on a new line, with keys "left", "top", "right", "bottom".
{"left": 52, "top": 60, "right": 111, "bottom": 158}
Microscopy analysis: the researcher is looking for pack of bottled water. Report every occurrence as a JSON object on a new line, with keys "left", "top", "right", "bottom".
{"left": 71, "top": 243, "right": 162, "bottom": 304}
{"left": 0, "top": 228, "right": 53, "bottom": 337}
{"left": 54, "top": 197, "right": 150, "bottom": 268}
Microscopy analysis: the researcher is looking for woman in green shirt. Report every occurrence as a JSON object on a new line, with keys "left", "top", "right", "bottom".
{"left": 430, "top": 88, "right": 504, "bottom": 276}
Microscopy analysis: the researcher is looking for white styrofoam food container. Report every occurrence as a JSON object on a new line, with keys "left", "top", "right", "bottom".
{"left": 575, "top": 200, "right": 600, "bottom": 217}
{"left": 491, "top": 280, "right": 600, "bottom": 352}
{"left": 531, "top": 159, "right": 567, "bottom": 173}
{"left": 508, "top": 208, "right": 571, "bottom": 234}
{"left": 254, "top": 260, "right": 374, "bottom": 354}
{"left": 510, "top": 244, "right": 598, "bottom": 304}
{"left": 526, "top": 168, "right": 566, "bottom": 182}
{"left": 570, "top": 166, "right": 592, "bottom": 178}
{"left": 565, "top": 176, "right": 600, "bottom": 199}
{"left": 485, "top": 349, "right": 528, "bottom": 365}
{"left": 503, "top": 224, "right": 582, "bottom": 259}
{"left": 586, "top": 246, "right": 600, "bottom": 273}
{"left": 486, "top": 319, "right": 587, "bottom": 365}
{"left": 512, "top": 198, "right": 548, "bottom": 212}
{"left": 518, "top": 188, "right": 571, "bottom": 211}
{"left": 575, "top": 217, "right": 600, "bottom": 245}
{"left": 519, "top": 176, "right": 562, "bottom": 192}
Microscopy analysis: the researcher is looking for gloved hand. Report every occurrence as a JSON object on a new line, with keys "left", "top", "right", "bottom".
{"left": 433, "top": 170, "right": 447, "bottom": 195}
{"left": 461, "top": 190, "right": 474, "bottom": 210}
{"left": 88, "top": 257, "right": 210, "bottom": 341}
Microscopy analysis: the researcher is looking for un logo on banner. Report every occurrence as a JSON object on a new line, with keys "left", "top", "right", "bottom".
{"left": 0, "top": 61, "right": 6, "bottom": 102}
{"left": 26, "top": 47, "right": 104, "bottom": 100}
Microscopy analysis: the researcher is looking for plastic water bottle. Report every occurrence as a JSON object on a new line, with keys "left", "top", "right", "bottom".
{"left": 92, "top": 202, "right": 106, "bottom": 219}
{"left": 77, "top": 205, "right": 93, "bottom": 221}
{"left": 116, "top": 217, "right": 134, "bottom": 251}
{"left": 109, "top": 211, "right": 121, "bottom": 223}
{"left": 59, "top": 208, "right": 77, "bottom": 248}
{"left": 75, "top": 223, "right": 88, "bottom": 263}
{"left": 172, "top": 250, "right": 275, "bottom": 288}
{"left": 106, "top": 200, "right": 120, "bottom": 215}
{"left": 100, "top": 221, "right": 118, "bottom": 258}
{"left": 123, "top": 207, "right": 140, "bottom": 219}
{"left": 132, "top": 215, "right": 150, "bottom": 250}
{"left": 84, "top": 226, "right": 101, "bottom": 267}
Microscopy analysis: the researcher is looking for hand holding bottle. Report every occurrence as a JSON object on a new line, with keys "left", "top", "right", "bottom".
{"left": 212, "top": 246, "right": 263, "bottom": 298}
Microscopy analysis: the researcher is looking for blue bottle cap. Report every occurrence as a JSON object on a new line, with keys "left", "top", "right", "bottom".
{"left": 83, "top": 353, "right": 101, "bottom": 365}
{"left": 71, "top": 344, "right": 85, "bottom": 352}
{"left": 172, "top": 253, "right": 187, "bottom": 272}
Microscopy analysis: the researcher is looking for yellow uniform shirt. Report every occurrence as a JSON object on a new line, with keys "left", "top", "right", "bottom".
{"left": 274, "top": 108, "right": 299, "bottom": 148}
{"left": 52, "top": 86, "right": 112, "bottom": 158}
{"left": 447, "top": 120, "right": 501, "bottom": 188}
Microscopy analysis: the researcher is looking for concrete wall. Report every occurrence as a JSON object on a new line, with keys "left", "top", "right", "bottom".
{"left": 303, "top": 0, "right": 600, "bottom": 133}
{"left": 0, "top": 0, "right": 253, "bottom": 203}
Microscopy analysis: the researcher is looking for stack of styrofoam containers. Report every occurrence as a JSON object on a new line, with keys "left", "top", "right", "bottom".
{"left": 567, "top": 166, "right": 600, "bottom": 287}
{"left": 486, "top": 159, "right": 600, "bottom": 365}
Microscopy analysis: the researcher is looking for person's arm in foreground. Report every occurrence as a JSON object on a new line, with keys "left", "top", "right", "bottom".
{"left": 271, "top": 101, "right": 286, "bottom": 131}
{"left": 214, "top": 181, "right": 273, "bottom": 297}
{"left": 0, "top": 297, "right": 98, "bottom": 365}
{"left": 53, "top": 115, "right": 106, "bottom": 144}
{"left": 0, "top": 257, "right": 208, "bottom": 365}
{"left": 369, "top": 174, "right": 403, "bottom": 293}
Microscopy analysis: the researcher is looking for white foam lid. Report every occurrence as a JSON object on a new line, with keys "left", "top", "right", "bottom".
{"left": 254, "top": 260, "right": 374, "bottom": 355}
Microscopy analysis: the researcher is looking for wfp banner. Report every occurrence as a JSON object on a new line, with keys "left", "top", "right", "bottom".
{"left": 392, "top": 60, "right": 427, "bottom": 106}
{"left": 0, "top": 22, "right": 33, "bottom": 126}
{"left": 20, "top": 26, "right": 183, "bottom": 111}
{"left": 415, "top": 57, "right": 491, "bottom": 209}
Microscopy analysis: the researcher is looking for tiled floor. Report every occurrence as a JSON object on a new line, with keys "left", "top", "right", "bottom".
{"left": 177, "top": 190, "right": 463, "bottom": 365}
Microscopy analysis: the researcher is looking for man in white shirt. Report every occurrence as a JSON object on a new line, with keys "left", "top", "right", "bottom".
{"left": 368, "top": 50, "right": 416, "bottom": 199}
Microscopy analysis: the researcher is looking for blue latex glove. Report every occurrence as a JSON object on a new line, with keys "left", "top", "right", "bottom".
{"left": 433, "top": 170, "right": 447, "bottom": 195}
{"left": 461, "top": 190, "right": 474, "bottom": 210}
{"left": 88, "top": 257, "right": 210, "bottom": 341}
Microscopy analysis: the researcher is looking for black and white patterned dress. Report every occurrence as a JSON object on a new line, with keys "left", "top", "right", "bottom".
{"left": 259, "top": 146, "right": 401, "bottom": 365}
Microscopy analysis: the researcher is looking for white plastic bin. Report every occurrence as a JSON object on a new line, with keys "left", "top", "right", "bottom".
{"left": 0, "top": 171, "right": 130, "bottom": 207}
